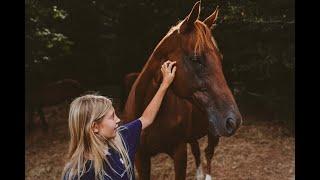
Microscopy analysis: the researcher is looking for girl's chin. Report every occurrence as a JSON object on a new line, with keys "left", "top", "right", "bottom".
{"left": 111, "top": 131, "right": 117, "bottom": 137}
{"left": 104, "top": 132, "right": 116, "bottom": 139}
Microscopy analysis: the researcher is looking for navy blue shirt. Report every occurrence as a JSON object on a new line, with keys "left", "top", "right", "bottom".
{"left": 64, "top": 119, "right": 142, "bottom": 180}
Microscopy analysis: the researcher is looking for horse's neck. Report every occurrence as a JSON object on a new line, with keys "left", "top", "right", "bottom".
{"left": 122, "top": 59, "right": 159, "bottom": 122}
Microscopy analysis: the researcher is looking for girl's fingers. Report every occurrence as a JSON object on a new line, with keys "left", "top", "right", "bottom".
{"left": 168, "top": 62, "right": 173, "bottom": 70}
{"left": 164, "top": 61, "right": 170, "bottom": 67}
{"left": 162, "top": 61, "right": 176, "bottom": 73}
{"left": 171, "top": 66, "right": 177, "bottom": 75}
{"left": 167, "top": 61, "right": 176, "bottom": 71}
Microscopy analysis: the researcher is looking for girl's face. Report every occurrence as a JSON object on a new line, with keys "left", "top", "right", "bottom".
{"left": 93, "top": 108, "right": 120, "bottom": 138}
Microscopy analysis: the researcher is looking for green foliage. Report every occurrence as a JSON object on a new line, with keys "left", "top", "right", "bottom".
{"left": 25, "top": 0, "right": 73, "bottom": 73}
{"left": 52, "top": 6, "right": 68, "bottom": 20}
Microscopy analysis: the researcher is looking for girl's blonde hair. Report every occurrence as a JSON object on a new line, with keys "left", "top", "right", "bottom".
{"left": 62, "top": 94, "right": 134, "bottom": 180}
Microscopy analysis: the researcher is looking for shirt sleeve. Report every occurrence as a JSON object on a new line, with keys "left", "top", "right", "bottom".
{"left": 119, "top": 119, "right": 142, "bottom": 159}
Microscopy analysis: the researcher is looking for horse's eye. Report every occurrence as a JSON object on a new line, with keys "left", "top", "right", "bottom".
{"left": 191, "top": 55, "right": 204, "bottom": 66}
{"left": 191, "top": 55, "right": 201, "bottom": 62}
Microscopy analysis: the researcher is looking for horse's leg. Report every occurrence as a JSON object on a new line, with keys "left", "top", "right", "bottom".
{"left": 190, "top": 140, "right": 204, "bottom": 180}
{"left": 204, "top": 133, "right": 220, "bottom": 179}
{"left": 171, "top": 143, "right": 187, "bottom": 180}
{"left": 135, "top": 149, "right": 151, "bottom": 180}
{"left": 37, "top": 107, "right": 48, "bottom": 133}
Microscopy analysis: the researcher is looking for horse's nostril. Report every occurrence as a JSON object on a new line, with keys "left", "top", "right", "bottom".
{"left": 226, "top": 118, "right": 236, "bottom": 134}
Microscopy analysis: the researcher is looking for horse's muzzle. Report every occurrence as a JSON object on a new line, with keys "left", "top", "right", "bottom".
{"left": 224, "top": 118, "right": 238, "bottom": 136}
{"left": 207, "top": 109, "right": 242, "bottom": 137}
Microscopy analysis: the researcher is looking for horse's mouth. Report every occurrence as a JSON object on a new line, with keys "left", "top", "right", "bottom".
{"left": 207, "top": 112, "right": 223, "bottom": 137}
{"left": 208, "top": 121, "right": 221, "bottom": 137}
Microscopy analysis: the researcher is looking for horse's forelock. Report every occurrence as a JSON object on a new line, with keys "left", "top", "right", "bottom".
{"left": 165, "top": 20, "right": 216, "bottom": 56}
{"left": 193, "top": 21, "right": 216, "bottom": 55}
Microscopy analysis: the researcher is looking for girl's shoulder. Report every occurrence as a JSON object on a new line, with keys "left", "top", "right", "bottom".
{"left": 118, "top": 119, "right": 142, "bottom": 137}
{"left": 124, "top": 119, "right": 142, "bottom": 128}
{"left": 118, "top": 119, "right": 142, "bottom": 157}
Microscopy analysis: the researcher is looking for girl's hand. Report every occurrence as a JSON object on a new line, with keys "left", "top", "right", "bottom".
{"left": 139, "top": 60, "right": 177, "bottom": 129}
{"left": 160, "top": 60, "right": 177, "bottom": 89}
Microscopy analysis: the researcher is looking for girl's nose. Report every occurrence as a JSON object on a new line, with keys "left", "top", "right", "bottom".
{"left": 116, "top": 117, "right": 121, "bottom": 123}
{"left": 116, "top": 120, "right": 121, "bottom": 128}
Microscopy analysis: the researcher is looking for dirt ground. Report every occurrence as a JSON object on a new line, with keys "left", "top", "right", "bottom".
{"left": 25, "top": 102, "right": 295, "bottom": 180}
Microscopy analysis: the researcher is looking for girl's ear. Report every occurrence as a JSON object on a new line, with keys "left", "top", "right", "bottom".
{"left": 92, "top": 122, "right": 99, "bottom": 133}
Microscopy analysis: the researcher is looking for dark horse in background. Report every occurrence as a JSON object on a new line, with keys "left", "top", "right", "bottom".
{"left": 122, "top": 1, "right": 242, "bottom": 180}
{"left": 26, "top": 79, "right": 83, "bottom": 137}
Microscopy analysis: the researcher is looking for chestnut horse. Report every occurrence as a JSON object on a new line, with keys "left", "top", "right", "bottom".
{"left": 123, "top": 72, "right": 219, "bottom": 179}
{"left": 122, "top": 2, "right": 242, "bottom": 179}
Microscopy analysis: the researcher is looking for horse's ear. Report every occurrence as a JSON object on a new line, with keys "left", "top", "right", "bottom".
{"left": 203, "top": 6, "right": 219, "bottom": 29}
{"left": 179, "top": 1, "right": 201, "bottom": 34}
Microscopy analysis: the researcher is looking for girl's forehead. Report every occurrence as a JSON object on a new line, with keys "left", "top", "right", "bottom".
{"left": 105, "top": 107, "right": 115, "bottom": 117}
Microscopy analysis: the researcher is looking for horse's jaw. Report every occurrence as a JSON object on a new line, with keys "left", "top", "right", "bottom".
{"left": 188, "top": 92, "right": 224, "bottom": 137}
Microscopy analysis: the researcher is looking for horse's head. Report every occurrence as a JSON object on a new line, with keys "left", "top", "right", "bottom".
{"left": 151, "top": 1, "right": 242, "bottom": 137}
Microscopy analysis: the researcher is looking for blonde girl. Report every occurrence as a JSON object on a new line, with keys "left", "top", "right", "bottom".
{"left": 62, "top": 61, "right": 177, "bottom": 180}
